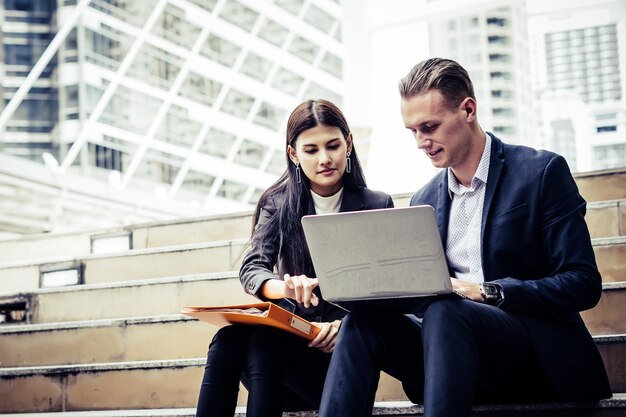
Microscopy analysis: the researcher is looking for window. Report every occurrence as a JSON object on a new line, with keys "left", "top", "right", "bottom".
{"left": 272, "top": 67, "right": 304, "bottom": 95}
{"left": 234, "top": 139, "right": 268, "bottom": 168}
{"left": 596, "top": 126, "right": 617, "bottom": 133}
{"left": 181, "top": 170, "right": 216, "bottom": 194}
{"left": 288, "top": 35, "right": 319, "bottom": 63}
{"left": 201, "top": 34, "right": 242, "bottom": 68}
{"left": 254, "top": 102, "right": 286, "bottom": 129}
{"left": 240, "top": 52, "right": 272, "bottom": 82}
{"left": 217, "top": 179, "right": 248, "bottom": 201}
{"left": 258, "top": 18, "right": 289, "bottom": 47}
{"left": 179, "top": 72, "right": 223, "bottom": 107}
{"left": 320, "top": 51, "right": 342, "bottom": 78}
{"left": 304, "top": 4, "right": 335, "bottom": 33}
{"left": 202, "top": 128, "right": 236, "bottom": 158}
{"left": 220, "top": 0, "right": 259, "bottom": 32}
{"left": 221, "top": 89, "right": 255, "bottom": 119}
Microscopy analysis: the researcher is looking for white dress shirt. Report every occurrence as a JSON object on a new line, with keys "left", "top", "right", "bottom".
{"left": 446, "top": 134, "right": 491, "bottom": 284}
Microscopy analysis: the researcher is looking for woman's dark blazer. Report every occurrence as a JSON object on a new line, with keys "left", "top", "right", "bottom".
{"left": 240, "top": 186, "right": 394, "bottom": 323}
{"left": 410, "top": 133, "right": 611, "bottom": 401}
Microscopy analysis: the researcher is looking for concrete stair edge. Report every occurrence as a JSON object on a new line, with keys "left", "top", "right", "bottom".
{"left": 0, "top": 238, "right": 250, "bottom": 270}
{"left": 0, "top": 270, "right": 240, "bottom": 298}
{"left": 0, "top": 395, "right": 625, "bottom": 417}
{"left": 0, "top": 313, "right": 192, "bottom": 335}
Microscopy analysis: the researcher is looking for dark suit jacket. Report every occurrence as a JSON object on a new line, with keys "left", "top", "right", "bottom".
{"left": 240, "top": 186, "right": 394, "bottom": 323}
{"left": 410, "top": 134, "right": 611, "bottom": 400}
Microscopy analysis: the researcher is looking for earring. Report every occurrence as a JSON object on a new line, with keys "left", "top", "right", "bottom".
{"left": 295, "top": 162, "right": 301, "bottom": 183}
{"left": 346, "top": 152, "right": 352, "bottom": 174}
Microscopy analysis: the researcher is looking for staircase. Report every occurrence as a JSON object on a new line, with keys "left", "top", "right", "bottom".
{"left": 0, "top": 168, "right": 625, "bottom": 416}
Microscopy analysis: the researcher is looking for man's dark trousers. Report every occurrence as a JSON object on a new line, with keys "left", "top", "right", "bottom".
{"left": 318, "top": 298, "right": 552, "bottom": 417}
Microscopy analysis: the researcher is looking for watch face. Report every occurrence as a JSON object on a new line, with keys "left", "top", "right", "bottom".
{"left": 484, "top": 285, "right": 498, "bottom": 296}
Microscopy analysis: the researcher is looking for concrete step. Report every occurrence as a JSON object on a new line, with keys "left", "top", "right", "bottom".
{"left": 0, "top": 212, "right": 254, "bottom": 265}
{"left": 586, "top": 200, "right": 626, "bottom": 239}
{"left": 0, "top": 239, "right": 248, "bottom": 293}
{"left": 1, "top": 396, "right": 625, "bottom": 416}
{"left": 581, "top": 282, "right": 626, "bottom": 336}
{"left": 0, "top": 272, "right": 255, "bottom": 324}
{"left": 594, "top": 237, "right": 626, "bottom": 283}
{"left": 0, "top": 359, "right": 405, "bottom": 413}
{"left": 0, "top": 315, "right": 210, "bottom": 367}
{"left": 597, "top": 334, "right": 626, "bottom": 394}
{"left": 575, "top": 168, "right": 626, "bottom": 203}
{"left": 1, "top": 233, "right": 620, "bottom": 297}
{"left": 0, "top": 354, "right": 623, "bottom": 414}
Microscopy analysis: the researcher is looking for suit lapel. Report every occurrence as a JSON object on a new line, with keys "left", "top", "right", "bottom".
{"left": 481, "top": 134, "right": 505, "bottom": 268}
{"left": 339, "top": 187, "right": 365, "bottom": 212}
{"left": 437, "top": 170, "right": 452, "bottom": 245}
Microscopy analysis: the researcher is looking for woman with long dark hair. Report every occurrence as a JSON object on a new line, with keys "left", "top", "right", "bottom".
{"left": 195, "top": 99, "right": 393, "bottom": 417}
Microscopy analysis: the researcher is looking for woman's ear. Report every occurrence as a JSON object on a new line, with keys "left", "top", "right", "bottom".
{"left": 287, "top": 145, "right": 299, "bottom": 165}
{"left": 346, "top": 133, "right": 353, "bottom": 154}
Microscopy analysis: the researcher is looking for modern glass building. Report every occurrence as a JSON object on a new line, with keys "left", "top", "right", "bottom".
{"left": 529, "top": 0, "right": 626, "bottom": 171}
{"left": 0, "top": 0, "right": 344, "bottom": 236}
{"left": 428, "top": 0, "right": 535, "bottom": 147}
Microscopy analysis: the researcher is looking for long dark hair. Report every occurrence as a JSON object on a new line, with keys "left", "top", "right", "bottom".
{"left": 251, "top": 99, "right": 367, "bottom": 275}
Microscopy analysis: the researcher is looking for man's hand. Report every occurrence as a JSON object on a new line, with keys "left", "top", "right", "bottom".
{"left": 451, "top": 277, "right": 485, "bottom": 302}
{"left": 309, "top": 320, "right": 341, "bottom": 353}
{"left": 284, "top": 274, "right": 319, "bottom": 308}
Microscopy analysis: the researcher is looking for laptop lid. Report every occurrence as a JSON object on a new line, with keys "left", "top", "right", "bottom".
{"left": 301, "top": 205, "right": 452, "bottom": 302}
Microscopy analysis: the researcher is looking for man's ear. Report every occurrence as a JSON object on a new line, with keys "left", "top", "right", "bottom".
{"left": 287, "top": 145, "right": 299, "bottom": 165}
{"left": 461, "top": 97, "right": 477, "bottom": 122}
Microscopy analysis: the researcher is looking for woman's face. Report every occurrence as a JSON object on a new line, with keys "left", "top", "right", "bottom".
{"left": 289, "top": 124, "right": 352, "bottom": 197}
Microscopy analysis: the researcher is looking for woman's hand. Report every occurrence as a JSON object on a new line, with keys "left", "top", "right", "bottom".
{"left": 451, "top": 277, "right": 484, "bottom": 302}
{"left": 309, "top": 320, "right": 341, "bottom": 353}
{"left": 283, "top": 274, "right": 319, "bottom": 308}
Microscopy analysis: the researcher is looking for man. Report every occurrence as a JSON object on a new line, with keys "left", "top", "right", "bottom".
{"left": 318, "top": 58, "right": 611, "bottom": 417}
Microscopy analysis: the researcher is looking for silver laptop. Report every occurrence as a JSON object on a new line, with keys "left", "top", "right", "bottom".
{"left": 301, "top": 205, "right": 452, "bottom": 302}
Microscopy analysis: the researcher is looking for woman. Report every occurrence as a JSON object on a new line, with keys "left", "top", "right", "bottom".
{"left": 196, "top": 99, "right": 394, "bottom": 417}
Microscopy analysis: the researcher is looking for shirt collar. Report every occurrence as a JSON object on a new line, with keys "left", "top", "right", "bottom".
{"left": 448, "top": 133, "right": 491, "bottom": 197}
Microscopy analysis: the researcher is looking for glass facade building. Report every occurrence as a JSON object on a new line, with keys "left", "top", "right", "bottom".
{"left": 0, "top": 0, "right": 344, "bottom": 235}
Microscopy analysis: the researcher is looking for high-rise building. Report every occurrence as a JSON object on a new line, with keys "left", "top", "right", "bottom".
{"left": 528, "top": 0, "right": 626, "bottom": 172}
{"left": 0, "top": 0, "right": 344, "bottom": 236}
{"left": 428, "top": 0, "right": 535, "bottom": 147}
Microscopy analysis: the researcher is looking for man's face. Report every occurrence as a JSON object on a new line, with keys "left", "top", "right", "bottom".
{"left": 400, "top": 90, "right": 472, "bottom": 170}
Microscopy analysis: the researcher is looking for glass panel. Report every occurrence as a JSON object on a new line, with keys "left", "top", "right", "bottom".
{"left": 303, "top": 82, "right": 342, "bottom": 107}
{"left": 258, "top": 18, "right": 289, "bottom": 47}
{"left": 200, "top": 33, "right": 242, "bottom": 68}
{"left": 304, "top": 4, "right": 335, "bottom": 33}
{"left": 152, "top": 3, "right": 202, "bottom": 49}
{"left": 187, "top": 0, "right": 217, "bottom": 12}
{"left": 201, "top": 127, "right": 237, "bottom": 158}
{"left": 128, "top": 44, "right": 183, "bottom": 90}
{"left": 274, "top": 0, "right": 303, "bottom": 15}
{"left": 181, "top": 170, "right": 216, "bottom": 194}
{"left": 217, "top": 179, "right": 248, "bottom": 201}
{"left": 155, "top": 105, "right": 203, "bottom": 148}
{"left": 101, "top": 86, "right": 163, "bottom": 135}
{"left": 179, "top": 72, "right": 223, "bottom": 107}
{"left": 254, "top": 102, "right": 287, "bottom": 129}
{"left": 84, "top": 26, "right": 131, "bottom": 71}
{"left": 319, "top": 51, "right": 342, "bottom": 78}
{"left": 134, "top": 149, "right": 184, "bottom": 185}
{"left": 221, "top": 89, "right": 255, "bottom": 119}
{"left": 272, "top": 67, "right": 304, "bottom": 95}
{"left": 220, "top": 0, "right": 259, "bottom": 32}
{"left": 266, "top": 149, "right": 287, "bottom": 175}
{"left": 234, "top": 139, "right": 268, "bottom": 168}
{"left": 240, "top": 52, "right": 273, "bottom": 82}
{"left": 288, "top": 35, "right": 319, "bottom": 63}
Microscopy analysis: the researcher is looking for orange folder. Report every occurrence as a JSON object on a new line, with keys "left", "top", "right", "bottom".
{"left": 181, "top": 302, "right": 322, "bottom": 341}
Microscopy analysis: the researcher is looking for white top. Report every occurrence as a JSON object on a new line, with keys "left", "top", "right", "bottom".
{"left": 311, "top": 187, "right": 344, "bottom": 214}
{"left": 446, "top": 133, "right": 492, "bottom": 284}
